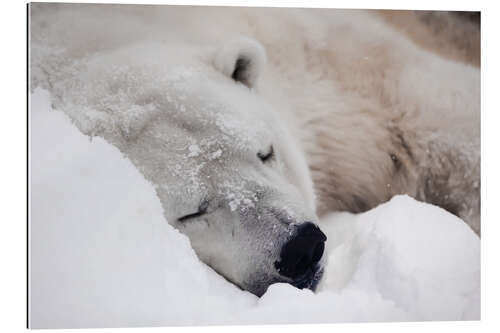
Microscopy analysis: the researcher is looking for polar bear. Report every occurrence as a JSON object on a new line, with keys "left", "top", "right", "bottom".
{"left": 30, "top": 4, "right": 480, "bottom": 296}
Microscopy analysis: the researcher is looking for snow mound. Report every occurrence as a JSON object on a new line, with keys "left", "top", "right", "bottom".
{"left": 29, "top": 89, "right": 480, "bottom": 328}
{"left": 319, "top": 196, "right": 480, "bottom": 321}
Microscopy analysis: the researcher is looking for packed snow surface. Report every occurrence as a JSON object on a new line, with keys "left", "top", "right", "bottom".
{"left": 29, "top": 89, "right": 480, "bottom": 328}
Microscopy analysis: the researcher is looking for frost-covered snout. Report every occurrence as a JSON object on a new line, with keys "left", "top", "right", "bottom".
{"left": 215, "top": 195, "right": 327, "bottom": 297}
{"left": 173, "top": 183, "right": 327, "bottom": 297}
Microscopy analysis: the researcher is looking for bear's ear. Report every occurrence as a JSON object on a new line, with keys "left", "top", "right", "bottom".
{"left": 213, "top": 37, "right": 266, "bottom": 88}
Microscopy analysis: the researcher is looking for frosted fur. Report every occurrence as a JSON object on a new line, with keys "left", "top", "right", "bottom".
{"left": 30, "top": 4, "right": 480, "bottom": 296}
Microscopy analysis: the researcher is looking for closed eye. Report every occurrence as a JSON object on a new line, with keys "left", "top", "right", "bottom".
{"left": 178, "top": 200, "right": 210, "bottom": 222}
{"left": 257, "top": 145, "right": 274, "bottom": 163}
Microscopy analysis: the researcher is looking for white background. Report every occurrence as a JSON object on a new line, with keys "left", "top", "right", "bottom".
{"left": 1, "top": 0, "right": 499, "bottom": 332}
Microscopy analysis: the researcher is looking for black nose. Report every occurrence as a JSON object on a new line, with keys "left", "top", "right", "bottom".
{"left": 274, "top": 222, "right": 327, "bottom": 280}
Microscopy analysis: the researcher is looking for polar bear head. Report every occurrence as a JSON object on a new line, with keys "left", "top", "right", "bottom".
{"left": 58, "top": 37, "right": 327, "bottom": 296}
{"left": 144, "top": 38, "right": 327, "bottom": 296}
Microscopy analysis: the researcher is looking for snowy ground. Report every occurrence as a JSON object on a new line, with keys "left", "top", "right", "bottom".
{"left": 29, "top": 88, "right": 480, "bottom": 328}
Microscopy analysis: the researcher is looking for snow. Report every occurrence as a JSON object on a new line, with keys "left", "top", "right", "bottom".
{"left": 187, "top": 144, "right": 201, "bottom": 157}
{"left": 29, "top": 88, "right": 480, "bottom": 328}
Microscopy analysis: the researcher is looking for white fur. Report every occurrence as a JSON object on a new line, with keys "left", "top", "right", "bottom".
{"left": 30, "top": 4, "right": 480, "bottom": 295}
